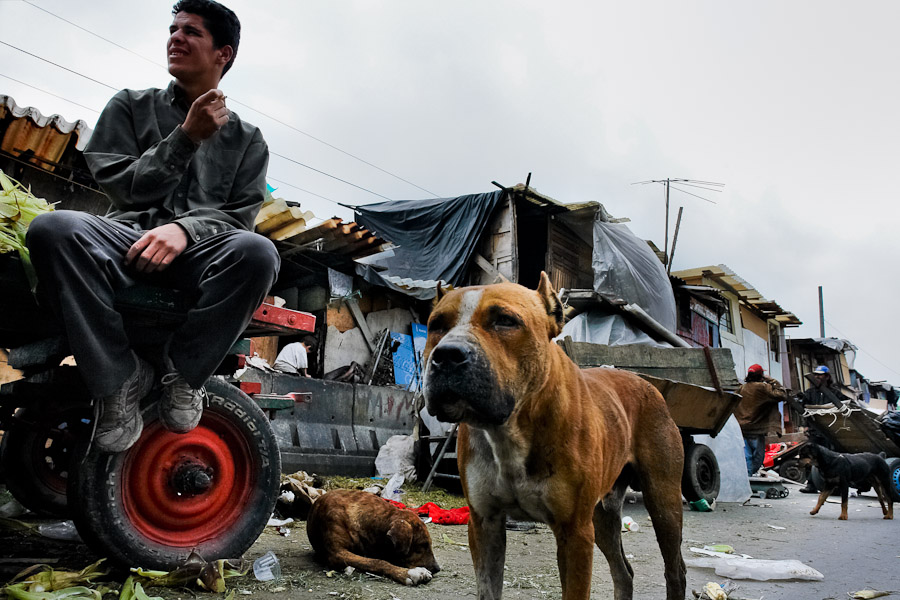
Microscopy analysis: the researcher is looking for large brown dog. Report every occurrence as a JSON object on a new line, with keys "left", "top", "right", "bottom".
{"left": 306, "top": 489, "right": 440, "bottom": 586}
{"left": 423, "top": 273, "right": 686, "bottom": 600}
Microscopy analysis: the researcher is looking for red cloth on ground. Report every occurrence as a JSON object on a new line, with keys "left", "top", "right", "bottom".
{"left": 379, "top": 497, "right": 470, "bottom": 524}
{"left": 417, "top": 502, "right": 470, "bottom": 525}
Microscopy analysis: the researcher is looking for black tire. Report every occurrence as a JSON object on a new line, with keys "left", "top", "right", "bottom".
{"left": 68, "top": 378, "right": 281, "bottom": 569}
{"left": 681, "top": 442, "right": 720, "bottom": 503}
{"left": 777, "top": 458, "right": 806, "bottom": 484}
{"left": 0, "top": 407, "right": 89, "bottom": 517}
{"left": 810, "top": 465, "right": 826, "bottom": 494}
{"left": 887, "top": 458, "right": 900, "bottom": 503}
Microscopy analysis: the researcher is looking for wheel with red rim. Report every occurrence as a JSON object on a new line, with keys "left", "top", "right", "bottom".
{"left": 68, "top": 378, "right": 280, "bottom": 569}
{"left": 0, "top": 407, "right": 88, "bottom": 517}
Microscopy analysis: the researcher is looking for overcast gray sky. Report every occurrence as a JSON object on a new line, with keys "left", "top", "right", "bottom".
{"left": 2, "top": 0, "right": 898, "bottom": 385}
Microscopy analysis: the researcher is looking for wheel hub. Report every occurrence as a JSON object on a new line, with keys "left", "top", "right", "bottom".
{"left": 171, "top": 460, "right": 214, "bottom": 496}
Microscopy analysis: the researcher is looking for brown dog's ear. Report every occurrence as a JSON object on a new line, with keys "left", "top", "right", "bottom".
{"left": 387, "top": 519, "right": 413, "bottom": 555}
{"left": 537, "top": 271, "right": 564, "bottom": 338}
{"left": 433, "top": 281, "right": 446, "bottom": 306}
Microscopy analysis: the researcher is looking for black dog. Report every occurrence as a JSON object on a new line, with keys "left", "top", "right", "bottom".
{"left": 799, "top": 442, "right": 894, "bottom": 520}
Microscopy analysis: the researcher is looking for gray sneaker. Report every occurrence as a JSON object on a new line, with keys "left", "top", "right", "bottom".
{"left": 159, "top": 359, "right": 205, "bottom": 433}
{"left": 94, "top": 355, "right": 155, "bottom": 453}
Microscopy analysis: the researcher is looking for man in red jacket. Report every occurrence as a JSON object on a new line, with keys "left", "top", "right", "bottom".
{"left": 735, "top": 364, "right": 787, "bottom": 476}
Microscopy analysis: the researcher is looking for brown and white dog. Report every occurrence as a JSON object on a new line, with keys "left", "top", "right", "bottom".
{"left": 423, "top": 273, "right": 686, "bottom": 600}
{"left": 306, "top": 489, "right": 440, "bottom": 586}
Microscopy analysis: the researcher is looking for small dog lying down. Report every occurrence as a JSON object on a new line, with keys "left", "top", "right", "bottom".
{"left": 306, "top": 489, "right": 441, "bottom": 585}
{"left": 800, "top": 442, "right": 894, "bottom": 520}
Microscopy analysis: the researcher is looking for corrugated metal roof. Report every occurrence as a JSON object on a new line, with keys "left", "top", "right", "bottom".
{"left": 0, "top": 95, "right": 93, "bottom": 173}
{"left": 672, "top": 263, "right": 802, "bottom": 326}
{"left": 254, "top": 199, "right": 389, "bottom": 260}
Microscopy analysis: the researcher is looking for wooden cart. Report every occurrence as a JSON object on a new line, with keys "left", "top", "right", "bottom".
{"left": 559, "top": 338, "right": 742, "bottom": 503}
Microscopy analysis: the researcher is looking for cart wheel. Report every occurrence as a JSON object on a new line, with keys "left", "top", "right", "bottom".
{"left": 681, "top": 442, "right": 720, "bottom": 503}
{"left": 777, "top": 458, "right": 806, "bottom": 484}
{"left": 887, "top": 458, "right": 900, "bottom": 503}
{"left": 810, "top": 465, "right": 826, "bottom": 494}
{"left": 68, "top": 378, "right": 281, "bottom": 569}
{"left": 0, "top": 407, "right": 89, "bottom": 517}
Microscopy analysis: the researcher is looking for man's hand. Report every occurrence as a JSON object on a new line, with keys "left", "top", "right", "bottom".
{"left": 125, "top": 223, "right": 189, "bottom": 273}
{"left": 181, "top": 89, "right": 230, "bottom": 144}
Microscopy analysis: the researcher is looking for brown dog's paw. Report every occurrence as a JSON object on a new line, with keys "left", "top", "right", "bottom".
{"left": 809, "top": 510, "right": 818, "bottom": 516}
{"left": 404, "top": 567, "right": 433, "bottom": 586}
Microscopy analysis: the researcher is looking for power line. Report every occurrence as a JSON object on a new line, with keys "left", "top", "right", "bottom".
{"left": 0, "top": 72, "right": 100, "bottom": 114}
{"left": 269, "top": 152, "right": 392, "bottom": 200}
{"left": 823, "top": 318, "right": 900, "bottom": 380}
{"left": 22, "top": 0, "right": 162, "bottom": 70}
{"left": 265, "top": 176, "right": 340, "bottom": 206}
{"left": 15, "top": 0, "right": 441, "bottom": 198}
{"left": 0, "top": 41, "right": 390, "bottom": 201}
{"left": 0, "top": 40, "right": 117, "bottom": 92}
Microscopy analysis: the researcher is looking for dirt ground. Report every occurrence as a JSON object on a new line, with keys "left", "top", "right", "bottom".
{"left": 2, "top": 482, "right": 899, "bottom": 600}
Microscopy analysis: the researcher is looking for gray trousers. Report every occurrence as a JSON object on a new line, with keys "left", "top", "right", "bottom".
{"left": 27, "top": 210, "right": 280, "bottom": 397}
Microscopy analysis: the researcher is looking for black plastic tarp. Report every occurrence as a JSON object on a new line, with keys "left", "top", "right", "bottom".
{"left": 347, "top": 190, "right": 504, "bottom": 299}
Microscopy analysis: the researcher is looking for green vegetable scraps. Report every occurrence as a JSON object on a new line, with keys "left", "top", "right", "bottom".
{"left": 0, "top": 169, "right": 55, "bottom": 290}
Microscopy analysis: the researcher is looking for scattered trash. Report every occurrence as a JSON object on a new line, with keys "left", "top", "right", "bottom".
{"left": 277, "top": 471, "right": 326, "bottom": 519}
{"left": 765, "top": 524, "right": 786, "bottom": 530}
{"left": 375, "top": 435, "right": 417, "bottom": 481}
{"left": 686, "top": 553, "right": 824, "bottom": 581}
{"left": 621, "top": 516, "right": 640, "bottom": 532}
{"left": 704, "top": 545, "right": 734, "bottom": 554}
{"left": 277, "top": 526, "right": 291, "bottom": 537}
{"left": 0, "top": 497, "right": 27, "bottom": 518}
{"left": 380, "top": 472, "right": 406, "bottom": 502}
{"left": 850, "top": 590, "right": 893, "bottom": 599}
{"left": 37, "top": 520, "right": 82, "bottom": 542}
{"left": 690, "top": 499, "right": 714, "bottom": 512}
{"left": 267, "top": 517, "right": 294, "bottom": 527}
{"left": 692, "top": 580, "right": 740, "bottom": 600}
{"left": 344, "top": 566, "right": 355, "bottom": 576}
{"left": 252, "top": 551, "right": 281, "bottom": 582}
{"left": 703, "top": 581, "right": 728, "bottom": 600}
{"left": 441, "top": 533, "right": 469, "bottom": 547}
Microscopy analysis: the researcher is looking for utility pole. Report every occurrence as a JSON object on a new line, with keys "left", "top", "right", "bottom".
{"left": 632, "top": 178, "right": 723, "bottom": 267}
{"left": 664, "top": 179, "right": 670, "bottom": 266}
{"left": 818, "top": 286, "right": 825, "bottom": 337}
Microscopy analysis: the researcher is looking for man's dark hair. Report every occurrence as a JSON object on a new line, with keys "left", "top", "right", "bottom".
{"left": 172, "top": 0, "right": 240, "bottom": 75}
{"left": 745, "top": 371, "right": 764, "bottom": 383}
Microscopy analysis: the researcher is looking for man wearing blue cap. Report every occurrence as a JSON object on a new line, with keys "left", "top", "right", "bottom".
{"left": 798, "top": 365, "right": 846, "bottom": 492}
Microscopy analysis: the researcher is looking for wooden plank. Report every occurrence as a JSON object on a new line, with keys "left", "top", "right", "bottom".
{"left": 474, "top": 253, "right": 509, "bottom": 283}
{"left": 346, "top": 297, "right": 375, "bottom": 352}
{"left": 561, "top": 340, "right": 740, "bottom": 390}
{"left": 639, "top": 373, "right": 742, "bottom": 435}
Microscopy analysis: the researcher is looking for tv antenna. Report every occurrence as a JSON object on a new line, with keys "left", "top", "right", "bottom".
{"left": 631, "top": 178, "right": 724, "bottom": 270}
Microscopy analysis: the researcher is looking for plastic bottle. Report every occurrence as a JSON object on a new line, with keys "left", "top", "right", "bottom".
{"left": 253, "top": 551, "right": 282, "bottom": 581}
{"left": 621, "top": 516, "right": 640, "bottom": 532}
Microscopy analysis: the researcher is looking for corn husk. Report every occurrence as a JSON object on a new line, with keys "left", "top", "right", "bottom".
{"left": 0, "top": 168, "right": 55, "bottom": 290}
{"left": 3, "top": 584, "right": 101, "bottom": 599}
{"left": 117, "top": 577, "right": 162, "bottom": 600}
{"left": 6, "top": 559, "right": 108, "bottom": 593}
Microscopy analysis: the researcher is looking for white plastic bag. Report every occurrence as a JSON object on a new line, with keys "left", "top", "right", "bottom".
{"left": 686, "top": 555, "right": 824, "bottom": 581}
{"left": 380, "top": 472, "right": 406, "bottom": 502}
{"left": 375, "top": 434, "right": 416, "bottom": 480}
